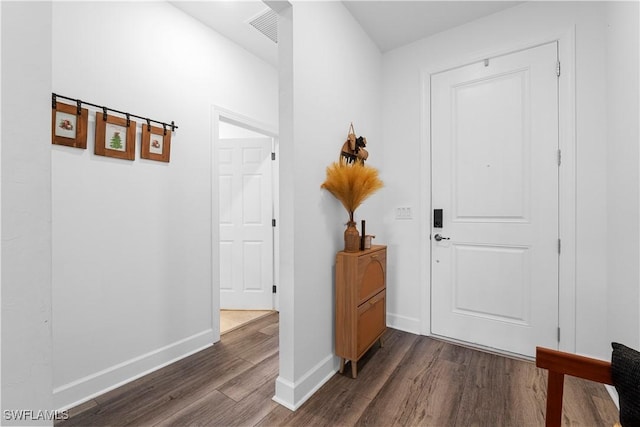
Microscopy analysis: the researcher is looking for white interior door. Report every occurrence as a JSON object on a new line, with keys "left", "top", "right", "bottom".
{"left": 431, "top": 42, "right": 559, "bottom": 357}
{"left": 219, "top": 137, "right": 273, "bottom": 310}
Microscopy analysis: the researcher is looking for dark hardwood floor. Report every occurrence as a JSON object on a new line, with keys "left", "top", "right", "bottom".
{"left": 58, "top": 313, "right": 619, "bottom": 427}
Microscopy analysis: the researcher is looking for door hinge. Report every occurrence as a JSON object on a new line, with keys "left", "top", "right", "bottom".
{"left": 557, "top": 149, "right": 562, "bottom": 166}
{"left": 271, "top": 152, "right": 276, "bottom": 161}
{"left": 556, "top": 61, "right": 561, "bottom": 77}
{"left": 272, "top": 285, "right": 277, "bottom": 294}
{"left": 272, "top": 219, "right": 276, "bottom": 227}
{"left": 558, "top": 238, "right": 561, "bottom": 254}
{"left": 557, "top": 327, "right": 561, "bottom": 342}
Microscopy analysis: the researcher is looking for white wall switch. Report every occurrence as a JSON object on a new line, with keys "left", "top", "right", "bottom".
{"left": 395, "top": 206, "right": 413, "bottom": 220}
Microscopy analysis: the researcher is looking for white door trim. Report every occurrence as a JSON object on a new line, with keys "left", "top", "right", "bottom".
{"left": 419, "top": 28, "right": 576, "bottom": 353}
{"left": 211, "top": 106, "right": 279, "bottom": 343}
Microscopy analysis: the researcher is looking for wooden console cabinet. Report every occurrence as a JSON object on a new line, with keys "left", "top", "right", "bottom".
{"left": 335, "top": 245, "right": 387, "bottom": 378}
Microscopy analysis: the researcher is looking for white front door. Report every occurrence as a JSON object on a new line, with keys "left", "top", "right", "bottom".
{"left": 219, "top": 137, "right": 273, "bottom": 310}
{"left": 431, "top": 42, "right": 559, "bottom": 357}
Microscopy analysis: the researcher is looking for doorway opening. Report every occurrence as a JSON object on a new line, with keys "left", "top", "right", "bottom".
{"left": 212, "top": 107, "right": 279, "bottom": 338}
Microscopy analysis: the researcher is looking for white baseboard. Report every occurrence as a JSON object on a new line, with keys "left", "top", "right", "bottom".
{"left": 605, "top": 384, "right": 620, "bottom": 409}
{"left": 54, "top": 329, "right": 215, "bottom": 411}
{"left": 273, "top": 377, "right": 297, "bottom": 411}
{"left": 387, "top": 312, "right": 421, "bottom": 335}
{"left": 273, "top": 353, "right": 338, "bottom": 411}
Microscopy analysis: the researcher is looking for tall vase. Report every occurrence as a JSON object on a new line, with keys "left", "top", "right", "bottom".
{"left": 344, "top": 221, "right": 360, "bottom": 253}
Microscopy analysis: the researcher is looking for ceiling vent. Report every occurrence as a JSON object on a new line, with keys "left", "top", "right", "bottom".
{"left": 248, "top": 8, "right": 278, "bottom": 44}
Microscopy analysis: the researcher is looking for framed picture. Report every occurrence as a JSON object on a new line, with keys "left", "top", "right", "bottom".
{"left": 51, "top": 102, "right": 88, "bottom": 148}
{"left": 95, "top": 112, "right": 136, "bottom": 161}
{"left": 141, "top": 124, "right": 171, "bottom": 163}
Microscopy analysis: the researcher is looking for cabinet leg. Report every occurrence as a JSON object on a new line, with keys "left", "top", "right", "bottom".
{"left": 351, "top": 360, "right": 358, "bottom": 379}
{"left": 339, "top": 358, "right": 345, "bottom": 374}
{"left": 380, "top": 336, "right": 385, "bottom": 348}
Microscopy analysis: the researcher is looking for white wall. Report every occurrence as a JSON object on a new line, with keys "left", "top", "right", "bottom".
{"left": 51, "top": 1, "right": 277, "bottom": 409}
{"left": 1, "top": 1, "right": 2, "bottom": 417}
{"left": 605, "top": 1, "right": 640, "bottom": 350}
{"left": 382, "top": 1, "right": 622, "bottom": 359}
{"left": 275, "top": 1, "right": 383, "bottom": 409}
{"left": 1, "top": 2, "right": 53, "bottom": 425}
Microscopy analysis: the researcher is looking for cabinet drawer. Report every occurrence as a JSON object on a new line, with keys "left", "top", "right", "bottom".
{"left": 356, "top": 290, "right": 386, "bottom": 357}
{"left": 358, "top": 249, "right": 386, "bottom": 305}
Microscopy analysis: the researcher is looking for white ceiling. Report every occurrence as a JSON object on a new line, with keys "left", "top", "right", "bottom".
{"left": 170, "top": 1, "right": 524, "bottom": 67}
{"left": 343, "top": 1, "right": 523, "bottom": 52}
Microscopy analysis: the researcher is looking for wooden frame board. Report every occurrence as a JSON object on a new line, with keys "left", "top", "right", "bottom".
{"left": 141, "top": 124, "right": 171, "bottom": 163}
{"left": 52, "top": 102, "right": 88, "bottom": 149}
{"left": 95, "top": 112, "right": 136, "bottom": 161}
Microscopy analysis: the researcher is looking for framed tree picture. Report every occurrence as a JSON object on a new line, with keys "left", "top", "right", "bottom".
{"left": 95, "top": 112, "right": 136, "bottom": 161}
{"left": 141, "top": 124, "right": 171, "bottom": 163}
{"left": 51, "top": 102, "right": 88, "bottom": 148}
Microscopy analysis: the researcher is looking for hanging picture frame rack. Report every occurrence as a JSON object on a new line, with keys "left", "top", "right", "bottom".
{"left": 52, "top": 93, "right": 178, "bottom": 135}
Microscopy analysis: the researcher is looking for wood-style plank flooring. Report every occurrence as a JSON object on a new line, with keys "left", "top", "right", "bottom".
{"left": 58, "top": 313, "right": 619, "bottom": 427}
{"left": 220, "top": 310, "right": 274, "bottom": 335}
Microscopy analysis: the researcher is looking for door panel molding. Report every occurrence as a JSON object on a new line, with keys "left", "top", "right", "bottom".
{"left": 219, "top": 137, "right": 272, "bottom": 309}
{"left": 451, "top": 243, "right": 531, "bottom": 325}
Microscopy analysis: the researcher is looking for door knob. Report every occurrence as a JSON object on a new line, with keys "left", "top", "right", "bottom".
{"left": 434, "top": 234, "right": 450, "bottom": 241}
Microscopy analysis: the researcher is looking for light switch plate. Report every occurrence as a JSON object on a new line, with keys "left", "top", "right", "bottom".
{"left": 395, "top": 207, "right": 413, "bottom": 220}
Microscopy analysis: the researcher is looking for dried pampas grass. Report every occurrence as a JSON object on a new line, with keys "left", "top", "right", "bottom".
{"left": 321, "top": 159, "right": 383, "bottom": 221}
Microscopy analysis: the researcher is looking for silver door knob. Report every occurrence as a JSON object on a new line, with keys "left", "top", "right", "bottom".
{"left": 434, "top": 234, "right": 450, "bottom": 241}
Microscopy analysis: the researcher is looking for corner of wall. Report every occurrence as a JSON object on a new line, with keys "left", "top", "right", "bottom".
{"left": 1, "top": 1, "right": 54, "bottom": 423}
{"left": 273, "top": 355, "right": 338, "bottom": 411}
{"left": 273, "top": 0, "right": 296, "bottom": 410}
{"left": 273, "top": 0, "right": 382, "bottom": 410}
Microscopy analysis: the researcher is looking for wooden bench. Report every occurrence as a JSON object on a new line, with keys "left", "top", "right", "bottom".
{"left": 536, "top": 346, "right": 613, "bottom": 427}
